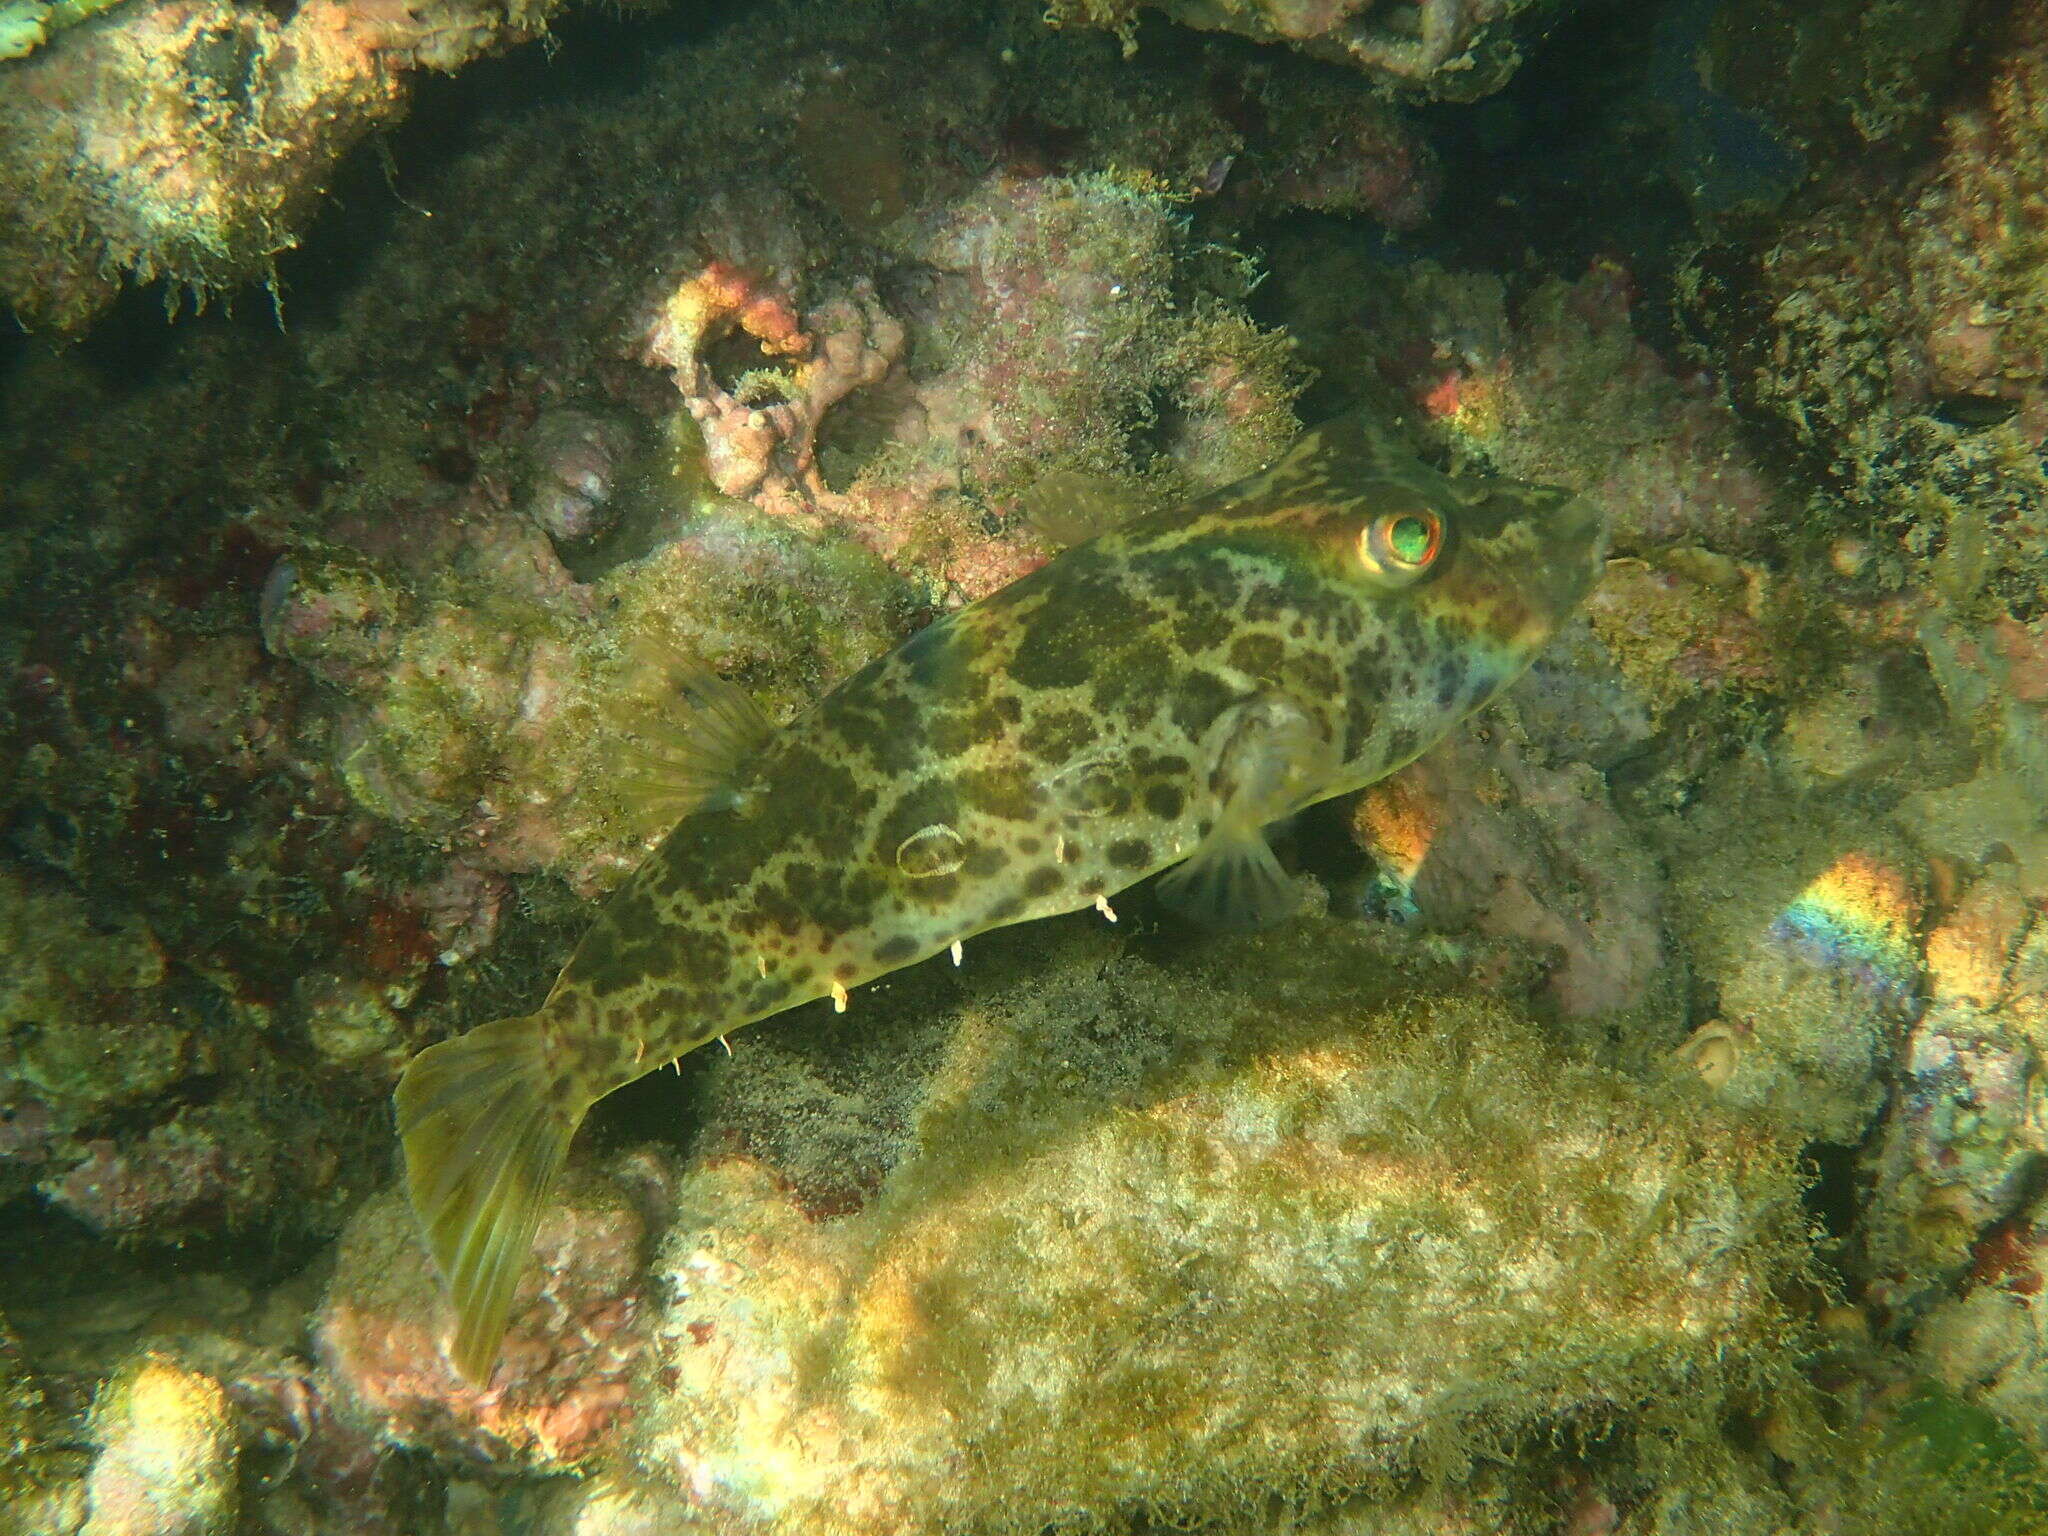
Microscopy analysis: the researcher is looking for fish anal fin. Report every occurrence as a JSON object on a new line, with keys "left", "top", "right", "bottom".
{"left": 1159, "top": 693, "right": 1335, "bottom": 930}
{"left": 1157, "top": 828, "right": 1301, "bottom": 929}
{"left": 394, "top": 1015, "right": 585, "bottom": 1383}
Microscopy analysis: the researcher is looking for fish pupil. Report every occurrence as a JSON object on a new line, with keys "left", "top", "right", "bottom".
{"left": 1388, "top": 514, "right": 1434, "bottom": 564}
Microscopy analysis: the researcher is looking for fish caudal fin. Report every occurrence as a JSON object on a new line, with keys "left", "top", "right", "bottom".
{"left": 393, "top": 1015, "right": 582, "bottom": 1382}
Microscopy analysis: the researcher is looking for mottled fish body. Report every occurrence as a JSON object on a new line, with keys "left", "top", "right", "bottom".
{"left": 395, "top": 415, "right": 1606, "bottom": 1379}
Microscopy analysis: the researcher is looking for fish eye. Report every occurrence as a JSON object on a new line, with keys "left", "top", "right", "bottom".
{"left": 1358, "top": 509, "right": 1443, "bottom": 580}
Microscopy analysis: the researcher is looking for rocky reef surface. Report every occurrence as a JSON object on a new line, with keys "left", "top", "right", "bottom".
{"left": 3, "top": 0, "right": 2048, "bottom": 1531}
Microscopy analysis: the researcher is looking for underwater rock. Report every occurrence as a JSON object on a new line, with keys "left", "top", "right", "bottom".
{"left": 1051, "top": 0, "right": 1573, "bottom": 101}
{"left": 1350, "top": 712, "right": 1667, "bottom": 1020}
{"left": 0, "top": 0, "right": 575, "bottom": 331}
{"left": 1346, "top": 263, "right": 1793, "bottom": 556}
{"left": 1916, "top": 1207, "right": 2048, "bottom": 1456}
{"left": 81, "top": 1352, "right": 238, "bottom": 1536}
{"left": 0, "top": 868, "right": 203, "bottom": 1210}
{"left": 0, "top": 1312, "right": 80, "bottom": 1531}
{"left": 1700, "top": 0, "right": 1974, "bottom": 154}
{"left": 1579, "top": 550, "right": 1793, "bottom": 733}
{"left": 1663, "top": 766, "right": 1925, "bottom": 1147}
{"left": 316, "top": 1160, "right": 664, "bottom": 1473}
{"left": 1675, "top": 0, "right": 2048, "bottom": 640}
{"left": 638, "top": 193, "right": 908, "bottom": 513}
{"left": 891, "top": 173, "right": 1207, "bottom": 484}
{"left": 522, "top": 405, "right": 646, "bottom": 553}
{"left": 42, "top": 1109, "right": 279, "bottom": 1242}
{"left": 489, "top": 918, "right": 1811, "bottom": 1533}
{"left": 1860, "top": 870, "right": 2048, "bottom": 1321}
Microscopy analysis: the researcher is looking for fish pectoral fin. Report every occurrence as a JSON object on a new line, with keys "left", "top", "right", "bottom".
{"left": 1205, "top": 692, "right": 1340, "bottom": 828}
{"left": 609, "top": 657, "right": 776, "bottom": 835}
{"left": 1157, "top": 825, "right": 1301, "bottom": 929}
{"left": 1160, "top": 693, "right": 1333, "bottom": 929}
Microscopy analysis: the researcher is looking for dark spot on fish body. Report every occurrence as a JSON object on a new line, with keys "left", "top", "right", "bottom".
{"left": 963, "top": 845, "right": 1009, "bottom": 878}
{"left": 819, "top": 693, "right": 925, "bottom": 778}
{"left": 1131, "top": 542, "right": 1241, "bottom": 611}
{"left": 569, "top": 917, "right": 625, "bottom": 981}
{"left": 907, "top": 872, "right": 960, "bottom": 907}
{"left": 983, "top": 894, "right": 1026, "bottom": 924}
{"left": 1289, "top": 649, "right": 1341, "bottom": 699}
{"left": 1343, "top": 696, "right": 1378, "bottom": 760}
{"left": 1392, "top": 607, "right": 1426, "bottom": 657}
{"left": 1171, "top": 669, "right": 1240, "bottom": 743}
{"left": 1059, "top": 839, "right": 1084, "bottom": 863}
{"left": 1143, "top": 782, "right": 1186, "bottom": 821}
{"left": 1008, "top": 635, "right": 1095, "bottom": 691}
{"left": 1345, "top": 648, "right": 1392, "bottom": 701}
{"left": 1386, "top": 727, "right": 1418, "bottom": 763}
{"left": 1107, "top": 837, "right": 1151, "bottom": 869}
{"left": 1169, "top": 604, "right": 1238, "bottom": 656}
{"left": 958, "top": 765, "right": 1041, "bottom": 821}
{"left": 1230, "top": 633, "right": 1286, "bottom": 678}
{"left": 873, "top": 935, "right": 920, "bottom": 965}
{"left": 1086, "top": 637, "right": 1178, "bottom": 719}
{"left": 1021, "top": 707, "right": 1098, "bottom": 761}
{"left": 1240, "top": 568, "right": 1324, "bottom": 628}
{"left": 925, "top": 706, "right": 981, "bottom": 759}
{"left": 874, "top": 781, "right": 962, "bottom": 864}
{"left": 743, "top": 975, "right": 795, "bottom": 1016}
{"left": 1434, "top": 656, "right": 1464, "bottom": 707}
{"left": 1024, "top": 867, "right": 1063, "bottom": 897}
{"left": 896, "top": 617, "right": 970, "bottom": 691}
{"left": 1008, "top": 562, "right": 1132, "bottom": 691}
{"left": 741, "top": 881, "right": 807, "bottom": 939}
{"left": 780, "top": 861, "right": 867, "bottom": 936}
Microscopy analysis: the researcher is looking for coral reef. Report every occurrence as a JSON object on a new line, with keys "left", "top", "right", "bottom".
{"left": 0, "top": 0, "right": 584, "bottom": 331}
{"left": 316, "top": 1162, "right": 662, "bottom": 1473}
{"left": 1050, "top": 0, "right": 1575, "bottom": 101}
{"left": 82, "top": 1352, "right": 239, "bottom": 1536}
{"left": 345, "top": 916, "right": 1815, "bottom": 1534}
{"left": 6, "top": 0, "right": 2048, "bottom": 1529}
{"left": 1349, "top": 705, "right": 1668, "bottom": 1021}
{"left": 1861, "top": 869, "right": 2048, "bottom": 1321}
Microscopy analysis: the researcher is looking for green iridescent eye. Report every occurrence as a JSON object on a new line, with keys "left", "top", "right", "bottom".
{"left": 1360, "top": 508, "right": 1443, "bottom": 579}
{"left": 1388, "top": 515, "right": 1433, "bottom": 563}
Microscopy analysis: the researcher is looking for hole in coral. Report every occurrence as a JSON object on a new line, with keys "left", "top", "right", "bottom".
{"left": 814, "top": 370, "right": 917, "bottom": 492}
{"left": 1125, "top": 387, "right": 1191, "bottom": 473}
{"left": 1800, "top": 1140, "right": 1863, "bottom": 1246}
{"left": 702, "top": 329, "right": 800, "bottom": 404}
{"left": 1932, "top": 393, "right": 2019, "bottom": 431}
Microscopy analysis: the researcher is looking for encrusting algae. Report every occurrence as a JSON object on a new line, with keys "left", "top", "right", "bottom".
{"left": 394, "top": 414, "right": 1607, "bottom": 1380}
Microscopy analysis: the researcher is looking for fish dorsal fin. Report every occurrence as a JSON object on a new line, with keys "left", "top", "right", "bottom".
{"left": 1267, "top": 411, "right": 1425, "bottom": 491}
{"left": 609, "top": 654, "right": 775, "bottom": 838}
{"left": 1014, "top": 469, "right": 1154, "bottom": 549}
{"left": 1157, "top": 693, "right": 1338, "bottom": 929}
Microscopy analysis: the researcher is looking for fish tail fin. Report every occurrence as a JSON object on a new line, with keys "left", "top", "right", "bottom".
{"left": 393, "top": 1015, "right": 584, "bottom": 1383}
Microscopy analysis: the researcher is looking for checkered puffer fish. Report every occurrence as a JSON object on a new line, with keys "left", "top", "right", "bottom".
{"left": 396, "top": 414, "right": 1606, "bottom": 1380}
